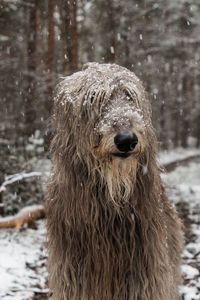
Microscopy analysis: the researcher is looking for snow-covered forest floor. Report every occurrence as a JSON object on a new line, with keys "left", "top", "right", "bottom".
{"left": 0, "top": 148, "right": 199, "bottom": 300}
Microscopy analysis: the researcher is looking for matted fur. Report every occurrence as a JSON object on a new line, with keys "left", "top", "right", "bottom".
{"left": 46, "top": 63, "right": 183, "bottom": 300}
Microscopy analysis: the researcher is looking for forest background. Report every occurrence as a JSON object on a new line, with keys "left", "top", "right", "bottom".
{"left": 0, "top": 0, "right": 200, "bottom": 214}
{"left": 0, "top": 1, "right": 200, "bottom": 298}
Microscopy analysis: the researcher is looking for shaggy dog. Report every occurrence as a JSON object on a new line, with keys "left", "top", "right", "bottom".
{"left": 46, "top": 63, "right": 183, "bottom": 300}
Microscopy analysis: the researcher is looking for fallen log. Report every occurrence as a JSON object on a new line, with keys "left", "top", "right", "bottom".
{"left": 163, "top": 154, "right": 200, "bottom": 173}
{"left": 0, "top": 205, "right": 45, "bottom": 229}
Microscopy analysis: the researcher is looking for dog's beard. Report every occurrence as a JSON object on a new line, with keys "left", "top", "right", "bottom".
{"left": 93, "top": 131, "right": 144, "bottom": 206}
{"left": 101, "top": 157, "right": 137, "bottom": 206}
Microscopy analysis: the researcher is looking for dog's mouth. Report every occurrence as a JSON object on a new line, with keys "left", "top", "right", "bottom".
{"left": 112, "top": 152, "right": 132, "bottom": 159}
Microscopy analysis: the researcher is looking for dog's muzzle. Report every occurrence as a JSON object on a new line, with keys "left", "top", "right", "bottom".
{"left": 113, "top": 132, "right": 138, "bottom": 158}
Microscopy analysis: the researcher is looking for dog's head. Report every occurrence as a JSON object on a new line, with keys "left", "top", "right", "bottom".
{"left": 53, "top": 63, "right": 157, "bottom": 204}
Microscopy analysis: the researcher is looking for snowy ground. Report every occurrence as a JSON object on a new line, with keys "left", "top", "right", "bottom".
{"left": 163, "top": 161, "right": 200, "bottom": 300}
{"left": 0, "top": 148, "right": 199, "bottom": 299}
{"left": 0, "top": 221, "right": 48, "bottom": 300}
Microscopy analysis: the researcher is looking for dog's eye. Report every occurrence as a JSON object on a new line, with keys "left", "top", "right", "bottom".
{"left": 90, "top": 92, "right": 96, "bottom": 104}
{"left": 124, "top": 91, "right": 133, "bottom": 102}
{"left": 112, "top": 121, "right": 119, "bottom": 130}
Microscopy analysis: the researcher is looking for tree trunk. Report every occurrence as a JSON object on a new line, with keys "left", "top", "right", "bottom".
{"left": 159, "top": 97, "right": 166, "bottom": 148}
{"left": 25, "top": 0, "right": 38, "bottom": 137}
{"left": 105, "top": 0, "right": 116, "bottom": 63}
{"left": 180, "top": 74, "right": 192, "bottom": 148}
{"left": 61, "top": 0, "right": 78, "bottom": 74}
{"left": 46, "top": 0, "right": 55, "bottom": 114}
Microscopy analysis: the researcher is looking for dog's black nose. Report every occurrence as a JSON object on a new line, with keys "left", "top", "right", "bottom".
{"left": 114, "top": 132, "right": 138, "bottom": 152}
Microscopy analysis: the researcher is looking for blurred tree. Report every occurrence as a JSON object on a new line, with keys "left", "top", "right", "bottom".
{"left": 46, "top": 0, "right": 55, "bottom": 114}
{"left": 25, "top": 0, "right": 39, "bottom": 137}
{"left": 99, "top": 0, "right": 117, "bottom": 63}
{"left": 60, "top": 0, "right": 78, "bottom": 74}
